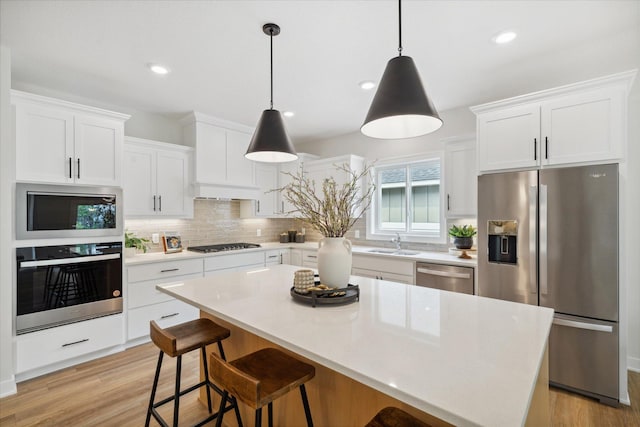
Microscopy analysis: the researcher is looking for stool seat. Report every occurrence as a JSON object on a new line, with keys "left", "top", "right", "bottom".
{"left": 365, "top": 407, "right": 432, "bottom": 427}
{"left": 151, "top": 318, "right": 231, "bottom": 357}
{"left": 210, "top": 347, "right": 315, "bottom": 427}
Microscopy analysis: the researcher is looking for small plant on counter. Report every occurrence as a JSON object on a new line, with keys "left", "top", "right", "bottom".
{"left": 125, "top": 231, "right": 150, "bottom": 253}
{"left": 448, "top": 225, "right": 477, "bottom": 238}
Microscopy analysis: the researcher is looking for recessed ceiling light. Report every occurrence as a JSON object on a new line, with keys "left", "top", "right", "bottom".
{"left": 493, "top": 31, "right": 517, "bottom": 45}
{"left": 148, "top": 63, "right": 170, "bottom": 75}
{"left": 283, "top": 111, "right": 295, "bottom": 118}
{"left": 359, "top": 80, "right": 376, "bottom": 90}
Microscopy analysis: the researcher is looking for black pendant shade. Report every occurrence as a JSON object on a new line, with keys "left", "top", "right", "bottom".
{"left": 361, "top": 0, "right": 443, "bottom": 139}
{"left": 245, "top": 23, "right": 297, "bottom": 163}
{"left": 245, "top": 109, "right": 297, "bottom": 162}
{"left": 361, "top": 56, "right": 442, "bottom": 139}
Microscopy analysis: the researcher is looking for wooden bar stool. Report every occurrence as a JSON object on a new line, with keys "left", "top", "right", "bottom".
{"left": 210, "top": 347, "right": 315, "bottom": 427}
{"left": 365, "top": 407, "right": 432, "bottom": 427}
{"left": 145, "top": 318, "right": 242, "bottom": 427}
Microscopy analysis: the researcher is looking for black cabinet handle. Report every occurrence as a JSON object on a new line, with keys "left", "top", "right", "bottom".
{"left": 158, "top": 195, "right": 162, "bottom": 212}
{"left": 160, "top": 268, "right": 179, "bottom": 273}
{"left": 545, "top": 137, "right": 549, "bottom": 159}
{"left": 534, "top": 138, "right": 537, "bottom": 161}
{"left": 68, "top": 157, "right": 72, "bottom": 178}
{"left": 77, "top": 158, "right": 80, "bottom": 179}
{"left": 62, "top": 338, "right": 89, "bottom": 348}
{"left": 257, "top": 200, "right": 260, "bottom": 213}
{"left": 447, "top": 194, "right": 450, "bottom": 211}
{"left": 160, "top": 313, "right": 179, "bottom": 319}
{"left": 153, "top": 195, "right": 156, "bottom": 211}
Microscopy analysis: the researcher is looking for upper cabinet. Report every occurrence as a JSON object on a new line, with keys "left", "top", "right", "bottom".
{"left": 471, "top": 70, "right": 636, "bottom": 174}
{"left": 444, "top": 138, "right": 477, "bottom": 218}
{"left": 180, "top": 112, "right": 258, "bottom": 199}
{"left": 12, "top": 90, "right": 130, "bottom": 186}
{"left": 123, "top": 137, "right": 193, "bottom": 218}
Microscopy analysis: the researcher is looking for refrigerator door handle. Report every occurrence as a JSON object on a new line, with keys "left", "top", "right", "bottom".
{"left": 529, "top": 185, "right": 537, "bottom": 294}
{"left": 539, "top": 184, "right": 548, "bottom": 295}
{"left": 553, "top": 318, "right": 614, "bottom": 333}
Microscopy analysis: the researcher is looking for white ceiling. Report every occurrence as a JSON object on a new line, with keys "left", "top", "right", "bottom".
{"left": 1, "top": 0, "right": 639, "bottom": 144}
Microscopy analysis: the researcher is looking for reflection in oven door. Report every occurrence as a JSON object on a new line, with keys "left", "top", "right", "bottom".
{"left": 16, "top": 242, "right": 123, "bottom": 334}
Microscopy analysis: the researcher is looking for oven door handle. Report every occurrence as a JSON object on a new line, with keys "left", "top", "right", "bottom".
{"left": 21, "top": 253, "right": 121, "bottom": 268}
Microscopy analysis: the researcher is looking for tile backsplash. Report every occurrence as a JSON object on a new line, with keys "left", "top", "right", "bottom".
{"left": 126, "top": 199, "right": 469, "bottom": 253}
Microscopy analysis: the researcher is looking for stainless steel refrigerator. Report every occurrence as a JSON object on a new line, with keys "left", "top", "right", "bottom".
{"left": 478, "top": 163, "right": 619, "bottom": 406}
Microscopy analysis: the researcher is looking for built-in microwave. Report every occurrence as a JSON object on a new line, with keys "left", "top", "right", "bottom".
{"left": 16, "top": 183, "right": 123, "bottom": 240}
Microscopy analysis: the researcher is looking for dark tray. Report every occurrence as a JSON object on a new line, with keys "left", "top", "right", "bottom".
{"left": 290, "top": 283, "right": 360, "bottom": 308}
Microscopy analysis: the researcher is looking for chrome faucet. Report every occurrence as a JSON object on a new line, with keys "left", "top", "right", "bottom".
{"left": 391, "top": 232, "right": 402, "bottom": 250}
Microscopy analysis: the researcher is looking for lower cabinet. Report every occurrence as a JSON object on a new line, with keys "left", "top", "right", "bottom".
{"left": 204, "top": 251, "right": 265, "bottom": 276}
{"left": 351, "top": 254, "right": 415, "bottom": 284}
{"left": 265, "top": 249, "right": 290, "bottom": 265}
{"left": 126, "top": 258, "right": 203, "bottom": 342}
{"left": 16, "top": 314, "right": 124, "bottom": 375}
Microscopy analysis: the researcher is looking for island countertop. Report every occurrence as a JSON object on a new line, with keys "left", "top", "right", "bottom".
{"left": 157, "top": 264, "right": 552, "bottom": 426}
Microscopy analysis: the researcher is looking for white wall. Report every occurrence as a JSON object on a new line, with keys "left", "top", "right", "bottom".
{"left": 0, "top": 46, "right": 16, "bottom": 397}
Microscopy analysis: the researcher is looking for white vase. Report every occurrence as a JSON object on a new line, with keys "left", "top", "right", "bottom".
{"left": 317, "top": 237, "right": 352, "bottom": 288}
{"left": 124, "top": 247, "right": 137, "bottom": 258}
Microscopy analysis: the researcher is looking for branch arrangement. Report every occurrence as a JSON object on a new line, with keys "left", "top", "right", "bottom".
{"left": 277, "top": 163, "right": 375, "bottom": 237}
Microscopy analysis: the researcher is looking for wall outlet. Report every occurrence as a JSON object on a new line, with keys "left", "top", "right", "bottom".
{"left": 151, "top": 233, "right": 160, "bottom": 244}
{"left": 256, "top": 229, "right": 261, "bottom": 237}
{"left": 354, "top": 230, "right": 360, "bottom": 239}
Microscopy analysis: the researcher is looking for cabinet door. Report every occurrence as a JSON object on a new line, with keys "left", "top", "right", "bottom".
{"left": 477, "top": 105, "right": 540, "bottom": 172}
{"left": 254, "top": 164, "right": 279, "bottom": 216}
{"left": 123, "top": 146, "right": 156, "bottom": 216}
{"left": 541, "top": 87, "right": 624, "bottom": 166}
{"left": 290, "top": 249, "right": 303, "bottom": 266}
{"left": 156, "top": 150, "right": 189, "bottom": 216}
{"left": 445, "top": 140, "right": 477, "bottom": 217}
{"left": 278, "top": 160, "right": 301, "bottom": 215}
{"left": 15, "top": 104, "right": 74, "bottom": 183}
{"left": 226, "top": 130, "right": 255, "bottom": 187}
{"left": 74, "top": 115, "right": 122, "bottom": 186}
{"left": 195, "top": 122, "right": 227, "bottom": 183}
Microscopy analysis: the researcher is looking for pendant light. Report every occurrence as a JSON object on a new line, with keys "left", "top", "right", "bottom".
{"left": 245, "top": 23, "right": 298, "bottom": 163}
{"left": 361, "top": 0, "right": 443, "bottom": 139}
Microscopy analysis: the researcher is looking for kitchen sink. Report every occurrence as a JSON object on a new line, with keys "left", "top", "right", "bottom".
{"left": 367, "top": 249, "right": 421, "bottom": 256}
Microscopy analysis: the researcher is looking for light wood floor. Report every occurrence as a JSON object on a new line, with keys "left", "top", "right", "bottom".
{"left": 0, "top": 342, "right": 638, "bottom": 426}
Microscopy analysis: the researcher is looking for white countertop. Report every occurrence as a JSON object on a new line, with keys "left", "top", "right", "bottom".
{"left": 126, "top": 241, "right": 476, "bottom": 268}
{"left": 157, "top": 264, "right": 552, "bottom": 427}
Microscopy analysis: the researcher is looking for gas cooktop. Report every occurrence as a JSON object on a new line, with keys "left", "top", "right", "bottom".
{"left": 187, "top": 243, "right": 261, "bottom": 253}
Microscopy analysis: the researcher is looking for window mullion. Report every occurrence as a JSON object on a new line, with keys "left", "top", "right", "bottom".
{"left": 405, "top": 166, "right": 411, "bottom": 233}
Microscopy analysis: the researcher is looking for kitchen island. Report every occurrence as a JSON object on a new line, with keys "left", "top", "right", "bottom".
{"left": 157, "top": 264, "right": 553, "bottom": 426}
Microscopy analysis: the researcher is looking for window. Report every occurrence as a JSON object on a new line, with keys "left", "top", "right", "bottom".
{"left": 368, "top": 155, "right": 445, "bottom": 242}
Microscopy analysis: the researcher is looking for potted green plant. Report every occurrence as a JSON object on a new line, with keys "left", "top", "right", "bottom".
{"left": 448, "top": 225, "right": 477, "bottom": 249}
{"left": 125, "top": 231, "right": 149, "bottom": 257}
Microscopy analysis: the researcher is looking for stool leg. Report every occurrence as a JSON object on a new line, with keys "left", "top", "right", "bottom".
{"left": 173, "top": 355, "right": 182, "bottom": 427}
{"left": 217, "top": 340, "right": 226, "bottom": 361}
{"left": 268, "top": 402, "right": 273, "bottom": 427}
{"left": 300, "top": 384, "right": 313, "bottom": 427}
{"left": 145, "top": 351, "right": 164, "bottom": 427}
{"left": 215, "top": 390, "right": 228, "bottom": 427}
{"left": 255, "top": 408, "right": 262, "bottom": 427}
{"left": 233, "top": 395, "right": 244, "bottom": 427}
{"left": 201, "top": 346, "right": 213, "bottom": 413}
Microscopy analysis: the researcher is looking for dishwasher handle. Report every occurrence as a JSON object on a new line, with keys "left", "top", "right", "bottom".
{"left": 416, "top": 267, "right": 472, "bottom": 280}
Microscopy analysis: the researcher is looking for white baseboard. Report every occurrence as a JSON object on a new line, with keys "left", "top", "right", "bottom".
{"left": 628, "top": 356, "right": 640, "bottom": 373}
{"left": 0, "top": 376, "right": 17, "bottom": 397}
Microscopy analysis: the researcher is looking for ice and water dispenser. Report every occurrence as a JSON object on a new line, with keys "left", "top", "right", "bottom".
{"left": 487, "top": 220, "right": 518, "bottom": 264}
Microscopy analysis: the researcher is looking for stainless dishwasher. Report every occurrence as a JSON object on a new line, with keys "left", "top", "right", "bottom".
{"left": 415, "top": 262, "right": 474, "bottom": 294}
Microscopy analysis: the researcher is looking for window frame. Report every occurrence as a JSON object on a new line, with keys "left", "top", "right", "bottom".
{"left": 366, "top": 152, "right": 446, "bottom": 244}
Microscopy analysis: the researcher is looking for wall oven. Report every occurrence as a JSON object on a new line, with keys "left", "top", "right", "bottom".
{"left": 16, "top": 241, "right": 123, "bottom": 334}
{"left": 16, "top": 183, "right": 123, "bottom": 240}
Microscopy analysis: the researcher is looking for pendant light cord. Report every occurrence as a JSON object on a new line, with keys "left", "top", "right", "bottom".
{"left": 269, "top": 26, "right": 274, "bottom": 110}
{"left": 398, "top": 0, "right": 403, "bottom": 56}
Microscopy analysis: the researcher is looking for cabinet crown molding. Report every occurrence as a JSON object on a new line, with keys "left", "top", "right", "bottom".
{"left": 124, "top": 136, "right": 193, "bottom": 153}
{"left": 179, "top": 111, "right": 254, "bottom": 134}
{"left": 470, "top": 69, "right": 637, "bottom": 114}
{"left": 11, "top": 89, "right": 131, "bottom": 121}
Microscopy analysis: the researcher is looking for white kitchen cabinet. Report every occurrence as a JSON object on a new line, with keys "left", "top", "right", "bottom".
{"left": 16, "top": 314, "right": 124, "bottom": 375}
{"left": 123, "top": 137, "right": 192, "bottom": 218}
{"left": 13, "top": 90, "right": 129, "bottom": 186}
{"left": 240, "top": 163, "right": 280, "bottom": 218}
{"left": 181, "top": 111, "right": 259, "bottom": 199}
{"left": 126, "top": 258, "right": 203, "bottom": 343}
{"left": 265, "top": 249, "right": 290, "bottom": 265}
{"left": 204, "top": 251, "right": 265, "bottom": 276}
{"left": 278, "top": 153, "right": 319, "bottom": 216}
{"left": 472, "top": 71, "right": 635, "bottom": 173}
{"left": 302, "top": 249, "right": 318, "bottom": 269}
{"left": 351, "top": 254, "right": 414, "bottom": 284}
{"left": 290, "top": 249, "right": 303, "bottom": 266}
{"left": 445, "top": 138, "right": 477, "bottom": 218}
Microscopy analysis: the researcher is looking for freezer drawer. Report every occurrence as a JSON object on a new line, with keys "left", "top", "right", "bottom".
{"left": 415, "top": 263, "right": 474, "bottom": 294}
{"left": 549, "top": 314, "right": 618, "bottom": 406}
